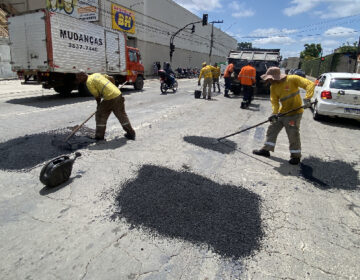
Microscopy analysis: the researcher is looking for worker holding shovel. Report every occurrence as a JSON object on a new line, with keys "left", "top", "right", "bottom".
{"left": 252, "top": 67, "right": 315, "bottom": 165}
{"left": 76, "top": 71, "right": 136, "bottom": 141}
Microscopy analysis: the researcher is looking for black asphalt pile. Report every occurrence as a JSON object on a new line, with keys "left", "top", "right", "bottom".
{"left": 112, "top": 165, "right": 263, "bottom": 259}
{"left": 183, "top": 136, "right": 237, "bottom": 154}
{"left": 301, "top": 156, "right": 359, "bottom": 190}
{"left": 0, "top": 126, "right": 95, "bottom": 171}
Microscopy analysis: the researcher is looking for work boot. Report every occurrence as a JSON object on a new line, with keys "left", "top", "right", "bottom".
{"left": 207, "top": 96, "right": 211, "bottom": 100}
{"left": 289, "top": 158, "right": 300, "bottom": 165}
{"left": 224, "top": 93, "right": 230, "bottom": 98}
{"left": 252, "top": 149, "right": 270, "bottom": 157}
{"left": 124, "top": 132, "right": 136, "bottom": 140}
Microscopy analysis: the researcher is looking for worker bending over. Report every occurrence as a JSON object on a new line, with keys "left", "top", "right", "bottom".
{"left": 76, "top": 71, "right": 136, "bottom": 141}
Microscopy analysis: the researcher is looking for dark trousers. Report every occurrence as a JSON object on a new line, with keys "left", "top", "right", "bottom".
{"left": 213, "top": 77, "right": 220, "bottom": 92}
{"left": 243, "top": 85, "right": 253, "bottom": 103}
{"left": 95, "top": 95, "right": 135, "bottom": 139}
{"left": 224, "top": 77, "right": 231, "bottom": 95}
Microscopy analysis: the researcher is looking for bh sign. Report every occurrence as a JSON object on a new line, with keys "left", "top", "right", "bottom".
{"left": 112, "top": 4, "right": 135, "bottom": 34}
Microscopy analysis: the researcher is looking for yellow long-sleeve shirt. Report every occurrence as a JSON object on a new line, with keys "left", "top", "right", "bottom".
{"left": 212, "top": 66, "right": 221, "bottom": 79}
{"left": 86, "top": 73, "right": 121, "bottom": 100}
{"left": 198, "top": 65, "right": 214, "bottom": 81}
{"left": 270, "top": 75, "right": 315, "bottom": 115}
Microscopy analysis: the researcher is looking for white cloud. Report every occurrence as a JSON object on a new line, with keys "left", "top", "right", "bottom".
{"left": 253, "top": 36, "right": 296, "bottom": 45}
{"left": 228, "top": 1, "right": 254, "bottom": 18}
{"left": 173, "top": 0, "right": 221, "bottom": 12}
{"left": 324, "top": 26, "right": 356, "bottom": 37}
{"left": 251, "top": 28, "right": 297, "bottom": 37}
{"left": 321, "top": 39, "right": 340, "bottom": 46}
{"left": 283, "top": 0, "right": 318, "bottom": 16}
{"left": 283, "top": 0, "right": 360, "bottom": 18}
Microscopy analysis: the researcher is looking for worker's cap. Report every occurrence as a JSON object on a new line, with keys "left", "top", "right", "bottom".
{"left": 248, "top": 60, "right": 254, "bottom": 66}
{"left": 261, "top": 67, "right": 286, "bottom": 81}
{"left": 202, "top": 62, "right": 207, "bottom": 66}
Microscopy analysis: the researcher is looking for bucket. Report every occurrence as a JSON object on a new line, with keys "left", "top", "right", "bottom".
{"left": 194, "top": 90, "right": 201, "bottom": 99}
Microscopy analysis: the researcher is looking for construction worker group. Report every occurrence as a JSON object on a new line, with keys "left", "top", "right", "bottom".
{"left": 76, "top": 60, "right": 314, "bottom": 165}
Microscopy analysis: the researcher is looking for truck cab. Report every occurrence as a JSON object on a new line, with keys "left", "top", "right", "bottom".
{"left": 125, "top": 47, "right": 144, "bottom": 90}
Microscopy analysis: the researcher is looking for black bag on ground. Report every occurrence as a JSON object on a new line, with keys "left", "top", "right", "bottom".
{"left": 194, "top": 89, "right": 202, "bottom": 99}
{"left": 40, "top": 152, "right": 81, "bottom": 188}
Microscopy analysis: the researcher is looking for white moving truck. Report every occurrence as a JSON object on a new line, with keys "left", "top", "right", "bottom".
{"left": 8, "top": 10, "right": 144, "bottom": 95}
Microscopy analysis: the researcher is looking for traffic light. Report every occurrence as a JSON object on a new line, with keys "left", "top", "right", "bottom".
{"left": 321, "top": 57, "right": 325, "bottom": 61}
{"left": 170, "top": 43, "right": 175, "bottom": 52}
{"left": 202, "top": 14, "right": 208, "bottom": 26}
{"left": 191, "top": 24, "right": 195, "bottom": 34}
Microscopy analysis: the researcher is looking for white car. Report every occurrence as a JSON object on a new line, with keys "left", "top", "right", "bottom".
{"left": 312, "top": 72, "right": 360, "bottom": 120}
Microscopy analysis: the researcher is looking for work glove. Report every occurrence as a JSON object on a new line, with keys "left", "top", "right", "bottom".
{"left": 303, "top": 98, "right": 312, "bottom": 108}
{"left": 268, "top": 114, "right": 279, "bottom": 124}
{"left": 198, "top": 81, "right": 201, "bottom": 86}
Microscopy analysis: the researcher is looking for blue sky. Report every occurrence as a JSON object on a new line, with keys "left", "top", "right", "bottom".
{"left": 173, "top": 0, "right": 360, "bottom": 58}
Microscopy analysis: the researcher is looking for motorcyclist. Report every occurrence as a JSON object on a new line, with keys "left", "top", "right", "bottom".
{"left": 164, "top": 62, "right": 176, "bottom": 87}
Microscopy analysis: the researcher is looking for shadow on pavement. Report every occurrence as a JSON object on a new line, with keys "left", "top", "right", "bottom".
{"left": 88, "top": 137, "right": 128, "bottom": 150}
{"left": 314, "top": 116, "right": 360, "bottom": 130}
{"left": 184, "top": 136, "right": 237, "bottom": 154}
{"left": 121, "top": 87, "right": 143, "bottom": 95}
{"left": 6, "top": 93, "right": 93, "bottom": 108}
{"left": 300, "top": 157, "right": 359, "bottom": 190}
{"left": 111, "top": 165, "right": 263, "bottom": 259}
{"left": 0, "top": 126, "right": 95, "bottom": 171}
{"left": 39, "top": 175, "right": 82, "bottom": 195}
{"left": 271, "top": 155, "right": 359, "bottom": 190}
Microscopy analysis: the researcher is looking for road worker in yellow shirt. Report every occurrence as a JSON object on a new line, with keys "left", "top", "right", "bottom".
{"left": 252, "top": 67, "right": 314, "bottom": 165}
{"left": 76, "top": 71, "right": 136, "bottom": 141}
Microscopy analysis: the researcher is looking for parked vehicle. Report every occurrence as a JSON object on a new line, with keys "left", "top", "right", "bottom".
{"left": 158, "top": 70, "right": 178, "bottom": 93}
{"left": 8, "top": 10, "right": 145, "bottom": 96}
{"left": 312, "top": 72, "right": 360, "bottom": 120}
{"left": 288, "top": 69, "right": 306, "bottom": 78}
{"left": 227, "top": 48, "right": 281, "bottom": 94}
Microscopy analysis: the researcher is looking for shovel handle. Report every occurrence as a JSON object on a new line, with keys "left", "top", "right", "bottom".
{"left": 65, "top": 111, "right": 96, "bottom": 142}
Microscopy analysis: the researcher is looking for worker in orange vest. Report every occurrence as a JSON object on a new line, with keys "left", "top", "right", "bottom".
{"left": 223, "top": 62, "right": 234, "bottom": 98}
{"left": 238, "top": 61, "right": 256, "bottom": 109}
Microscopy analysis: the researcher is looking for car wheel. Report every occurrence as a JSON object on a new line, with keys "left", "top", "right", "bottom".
{"left": 313, "top": 102, "right": 322, "bottom": 120}
{"left": 134, "top": 76, "right": 144, "bottom": 90}
{"left": 160, "top": 83, "right": 167, "bottom": 93}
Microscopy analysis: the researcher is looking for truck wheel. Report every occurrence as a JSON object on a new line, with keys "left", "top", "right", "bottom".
{"left": 134, "top": 76, "right": 144, "bottom": 90}
{"left": 54, "top": 86, "right": 72, "bottom": 96}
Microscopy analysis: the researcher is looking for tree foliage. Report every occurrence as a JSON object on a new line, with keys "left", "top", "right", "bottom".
{"left": 237, "top": 42, "right": 252, "bottom": 50}
{"left": 335, "top": 41, "right": 358, "bottom": 54}
{"left": 300, "top": 43, "right": 322, "bottom": 60}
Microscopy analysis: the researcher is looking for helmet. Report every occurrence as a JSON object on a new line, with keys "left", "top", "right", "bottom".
{"left": 202, "top": 62, "right": 207, "bottom": 67}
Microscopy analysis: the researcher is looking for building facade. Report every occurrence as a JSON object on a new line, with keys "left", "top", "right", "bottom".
{"left": 1, "top": 0, "right": 237, "bottom": 76}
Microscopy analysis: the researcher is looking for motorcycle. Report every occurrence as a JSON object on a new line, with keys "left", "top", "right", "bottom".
{"left": 158, "top": 70, "right": 178, "bottom": 93}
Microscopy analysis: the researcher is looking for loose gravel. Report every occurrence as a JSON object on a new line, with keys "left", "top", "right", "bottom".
{"left": 301, "top": 156, "right": 359, "bottom": 190}
{"left": 112, "top": 165, "right": 263, "bottom": 259}
{"left": 0, "top": 126, "right": 95, "bottom": 171}
{"left": 183, "top": 136, "right": 237, "bottom": 154}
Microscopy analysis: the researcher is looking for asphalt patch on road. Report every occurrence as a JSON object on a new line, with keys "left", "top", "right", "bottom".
{"left": 184, "top": 136, "right": 237, "bottom": 154}
{"left": 300, "top": 156, "right": 359, "bottom": 190}
{"left": 0, "top": 126, "right": 95, "bottom": 171}
{"left": 111, "top": 165, "right": 263, "bottom": 259}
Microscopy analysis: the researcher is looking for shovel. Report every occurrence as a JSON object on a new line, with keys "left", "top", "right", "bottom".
{"left": 52, "top": 80, "right": 129, "bottom": 150}
{"left": 217, "top": 102, "right": 315, "bottom": 142}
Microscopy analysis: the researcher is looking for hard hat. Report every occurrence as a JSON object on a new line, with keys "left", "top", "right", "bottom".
{"left": 202, "top": 62, "right": 207, "bottom": 66}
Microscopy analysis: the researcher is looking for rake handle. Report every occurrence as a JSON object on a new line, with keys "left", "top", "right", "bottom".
{"left": 217, "top": 102, "right": 315, "bottom": 141}
{"left": 64, "top": 80, "right": 129, "bottom": 142}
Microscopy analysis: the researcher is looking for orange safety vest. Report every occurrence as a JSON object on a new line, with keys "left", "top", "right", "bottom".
{"left": 223, "top": 63, "right": 234, "bottom": 78}
{"left": 238, "top": 65, "right": 256, "bottom": 86}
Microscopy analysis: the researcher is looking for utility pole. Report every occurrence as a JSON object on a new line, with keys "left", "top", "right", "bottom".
{"left": 355, "top": 36, "right": 360, "bottom": 73}
{"left": 209, "top": 20, "right": 223, "bottom": 64}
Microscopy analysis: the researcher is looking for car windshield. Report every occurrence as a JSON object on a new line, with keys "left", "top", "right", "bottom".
{"left": 330, "top": 78, "right": 360, "bottom": 91}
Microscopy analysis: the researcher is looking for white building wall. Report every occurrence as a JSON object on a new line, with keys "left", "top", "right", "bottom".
{"left": 3, "top": 0, "right": 237, "bottom": 75}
